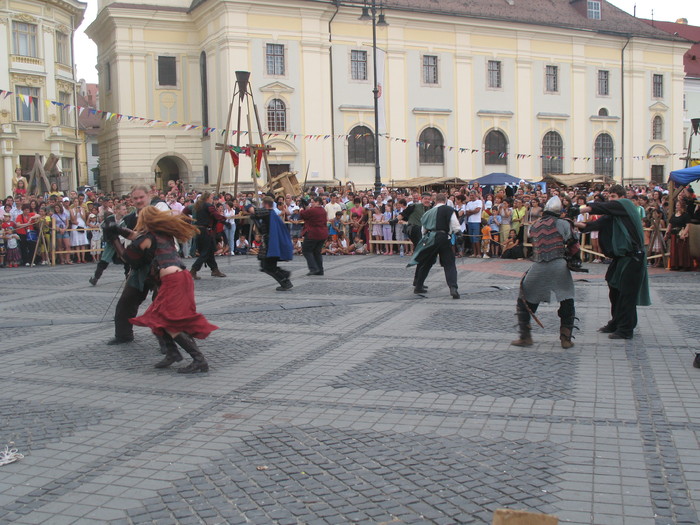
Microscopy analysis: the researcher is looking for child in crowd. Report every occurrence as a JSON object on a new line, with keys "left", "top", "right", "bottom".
{"left": 292, "top": 236, "right": 303, "bottom": 255}
{"left": 88, "top": 213, "right": 102, "bottom": 261}
{"left": 351, "top": 235, "right": 368, "bottom": 255}
{"left": 488, "top": 211, "right": 501, "bottom": 257}
{"left": 0, "top": 227, "right": 5, "bottom": 267}
{"left": 234, "top": 234, "right": 249, "bottom": 255}
{"left": 249, "top": 234, "right": 262, "bottom": 255}
{"left": 481, "top": 219, "right": 492, "bottom": 259}
{"left": 382, "top": 202, "right": 394, "bottom": 255}
{"left": 331, "top": 211, "right": 344, "bottom": 241}
{"left": 371, "top": 205, "right": 383, "bottom": 254}
{"left": 214, "top": 235, "right": 230, "bottom": 256}
{"left": 336, "top": 231, "right": 349, "bottom": 255}
{"left": 5, "top": 227, "right": 21, "bottom": 267}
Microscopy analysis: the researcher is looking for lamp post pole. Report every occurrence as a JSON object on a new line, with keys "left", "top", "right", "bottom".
{"left": 371, "top": 0, "right": 381, "bottom": 196}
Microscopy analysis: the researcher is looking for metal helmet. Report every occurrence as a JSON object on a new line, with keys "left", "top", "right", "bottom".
{"left": 544, "top": 195, "right": 562, "bottom": 214}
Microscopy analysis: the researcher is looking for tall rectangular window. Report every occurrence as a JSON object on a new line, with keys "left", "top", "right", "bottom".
{"left": 587, "top": 1, "right": 601, "bottom": 19}
{"left": 13, "top": 22, "right": 37, "bottom": 57}
{"left": 59, "top": 91, "right": 73, "bottom": 127}
{"left": 15, "top": 86, "right": 40, "bottom": 122}
{"left": 91, "top": 143, "right": 99, "bottom": 156}
{"left": 653, "top": 74, "right": 663, "bottom": 98}
{"left": 545, "top": 65, "right": 558, "bottom": 93}
{"left": 598, "top": 70, "right": 609, "bottom": 96}
{"left": 488, "top": 60, "right": 502, "bottom": 88}
{"left": 266, "top": 44, "right": 285, "bottom": 76}
{"left": 56, "top": 32, "right": 70, "bottom": 65}
{"left": 158, "top": 56, "right": 177, "bottom": 87}
{"left": 351, "top": 50, "right": 367, "bottom": 81}
{"left": 423, "top": 55, "right": 438, "bottom": 84}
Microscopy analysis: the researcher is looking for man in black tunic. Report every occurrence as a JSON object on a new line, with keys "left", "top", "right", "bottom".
{"left": 406, "top": 193, "right": 461, "bottom": 299}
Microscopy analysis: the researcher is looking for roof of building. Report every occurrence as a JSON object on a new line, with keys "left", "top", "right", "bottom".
{"left": 189, "top": 0, "right": 683, "bottom": 41}
{"left": 640, "top": 19, "right": 700, "bottom": 78}
{"left": 77, "top": 93, "right": 102, "bottom": 135}
{"left": 377, "top": 0, "right": 682, "bottom": 40}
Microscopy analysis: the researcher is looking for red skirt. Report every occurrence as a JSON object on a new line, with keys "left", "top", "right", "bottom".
{"left": 130, "top": 270, "right": 218, "bottom": 339}
{"left": 669, "top": 234, "right": 693, "bottom": 271}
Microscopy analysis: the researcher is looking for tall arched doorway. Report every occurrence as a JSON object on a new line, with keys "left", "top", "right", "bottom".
{"left": 154, "top": 155, "right": 188, "bottom": 191}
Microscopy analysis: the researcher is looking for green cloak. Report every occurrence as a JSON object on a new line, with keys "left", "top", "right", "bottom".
{"left": 608, "top": 198, "right": 651, "bottom": 306}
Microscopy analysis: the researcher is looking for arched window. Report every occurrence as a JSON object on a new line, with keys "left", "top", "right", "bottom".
{"left": 419, "top": 127, "right": 444, "bottom": 165}
{"left": 542, "top": 131, "right": 563, "bottom": 175}
{"left": 652, "top": 116, "right": 663, "bottom": 140}
{"left": 598, "top": 107, "right": 609, "bottom": 117}
{"left": 484, "top": 130, "right": 508, "bottom": 165}
{"left": 348, "top": 125, "right": 375, "bottom": 164}
{"left": 594, "top": 133, "right": 614, "bottom": 177}
{"left": 200, "top": 51, "right": 209, "bottom": 136}
{"left": 267, "top": 99, "right": 286, "bottom": 132}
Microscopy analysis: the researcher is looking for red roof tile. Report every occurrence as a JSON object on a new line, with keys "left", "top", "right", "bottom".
{"left": 641, "top": 19, "right": 700, "bottom": 78}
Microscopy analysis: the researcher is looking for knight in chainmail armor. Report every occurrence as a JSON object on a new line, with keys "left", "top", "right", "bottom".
{"left": 247, "top": 196, "right": 294, "bottom": 291}
{"left": 511, "top": 196, "right": 578, "bottom": 349}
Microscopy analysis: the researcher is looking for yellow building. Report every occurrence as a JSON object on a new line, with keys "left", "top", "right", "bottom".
{"left": 86, "top": 0, "right": 689, "bottom": 193}
{"left": 0, "top": 0, "right": 87, "bottom": 197}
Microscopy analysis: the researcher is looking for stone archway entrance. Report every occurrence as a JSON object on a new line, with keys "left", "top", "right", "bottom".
{"left": 154, "top": 156, "right": 187, "bottom": 191}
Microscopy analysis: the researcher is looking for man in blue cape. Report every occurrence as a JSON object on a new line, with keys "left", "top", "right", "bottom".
{"left": 248, "top": 196, "right": 294, "bottom": 291}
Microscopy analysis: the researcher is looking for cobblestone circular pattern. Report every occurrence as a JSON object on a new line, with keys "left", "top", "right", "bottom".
{"left": 420, "top": 308, "right": 565, "bottom": 335}
{"left": 345, "top": 266, "right": 414, "bottom": 279}
{"left": 292, "top": 281, "right": 404, "bottom": 297}
{"left": 0, "top": 398, "right": 120, "bottom": 453}
{"left": 28, "top": 339, "right": 274, "bottom": 372}
{"left": 330, "top": 346, "right": 578, "bottom": 399}
{"left": 655, "top": 288, "right": 700, "bottom": 305}
{"left": 208, "top": 306, "right": 354, "bottom": 325}
{"left": 128, "top": 425, "right": 561, "bottom": 524}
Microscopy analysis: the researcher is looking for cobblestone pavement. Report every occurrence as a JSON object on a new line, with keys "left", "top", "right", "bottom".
{"left": 0, "top": 255, "right": 699, "bottom": 525}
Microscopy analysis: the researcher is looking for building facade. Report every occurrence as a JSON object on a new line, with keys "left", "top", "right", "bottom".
{"left": 87, "top": 0, "right": 689, "bottom": 193}
{"left": 642, "top": 18, "right": 700, "bottom": 168}
{"left": 0, "top": 0, "right": 87, "bottom": 197}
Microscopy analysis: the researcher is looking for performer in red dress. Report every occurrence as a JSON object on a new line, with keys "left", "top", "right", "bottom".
{"left": 107, "top": 206, "right": 217, "bottom": 373}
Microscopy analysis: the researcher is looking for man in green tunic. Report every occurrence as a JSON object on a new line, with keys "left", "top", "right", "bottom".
{"left": 577, "top": 185, "right": 651, "bottom": 340}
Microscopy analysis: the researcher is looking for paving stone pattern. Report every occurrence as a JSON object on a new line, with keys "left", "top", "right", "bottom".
{"left": 0, "top": 257, "right": 698, "bottom": 525}
{"left": 330, "top": 346, "right": 578, "bottom": 399}
{"left": 137, "top": 426, "right": 561, "bottom": 524}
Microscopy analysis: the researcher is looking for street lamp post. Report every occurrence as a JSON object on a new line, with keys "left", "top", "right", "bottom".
{"left": 360, "top": 1, "right": 387, "bottom": 196}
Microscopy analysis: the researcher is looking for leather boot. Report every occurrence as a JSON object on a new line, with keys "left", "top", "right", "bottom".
{"left": 211, "top": 269, "right": 226, "bottom": 278}
{"left": 560, "top": 326, "right": 575, "bottom": 349}
{"left": 154, "top": 334, "right": 182, "bottom": 368}
{"left": 558, "top": 299, "right": 576, "bottom": 349}
{"left": 173, "top": 333, "right": 209, "bottom": 373}
{"left": 512, "top": 298, "right": 534, "bottom": 346}
{"left": 190, "top": 268, "right": 200, "bottom": 280}
{"left": 511, "top": 325, "right": 533, "bottom": 347}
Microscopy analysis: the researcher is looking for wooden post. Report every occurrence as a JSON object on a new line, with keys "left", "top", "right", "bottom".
{"left": 215, "top": 89, "right": 238, "bottom": 194}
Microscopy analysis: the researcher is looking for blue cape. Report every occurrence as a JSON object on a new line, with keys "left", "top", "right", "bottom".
{"left": 266, "top": 211, "right": 294, "bottom": 261}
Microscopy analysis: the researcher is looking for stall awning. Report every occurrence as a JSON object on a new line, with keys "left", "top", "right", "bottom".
{"left": 541, "top": 173, "right": 615, "bottom": 186}
{"left": 388, "top": 176, "right": 469, "bottom": 187}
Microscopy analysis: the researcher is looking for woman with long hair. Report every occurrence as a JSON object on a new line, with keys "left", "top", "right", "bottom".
{"left": 51, "top": 203, "right": 72, "bottom": 264}
{"left": 189, "top": 191, "right": 227, "bottom": 279}
{"left": 111, "top": 207, "right": 217, "bottom": 373}
{"left": 69, "top": 197, "right": 89, "bottom": 263}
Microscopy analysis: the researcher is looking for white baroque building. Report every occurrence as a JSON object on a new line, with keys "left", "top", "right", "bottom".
{"left": 86, "top": 0, "right": 690, "bottom": 193}
{"left": 0, "top": 0, "right": 87, "bottom": 197}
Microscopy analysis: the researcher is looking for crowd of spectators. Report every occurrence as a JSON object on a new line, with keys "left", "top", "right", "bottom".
{"left": 1, "top": 177, "right": 699, "bottom": 271}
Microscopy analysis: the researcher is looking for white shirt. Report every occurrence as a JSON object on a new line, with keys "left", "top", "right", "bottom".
{"left": 465, "top": 199, "right": 483, "bottom": 223}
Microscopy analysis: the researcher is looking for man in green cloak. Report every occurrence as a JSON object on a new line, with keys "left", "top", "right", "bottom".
{"left": 577, "top": 184, "right": 651, "bottom": 340}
